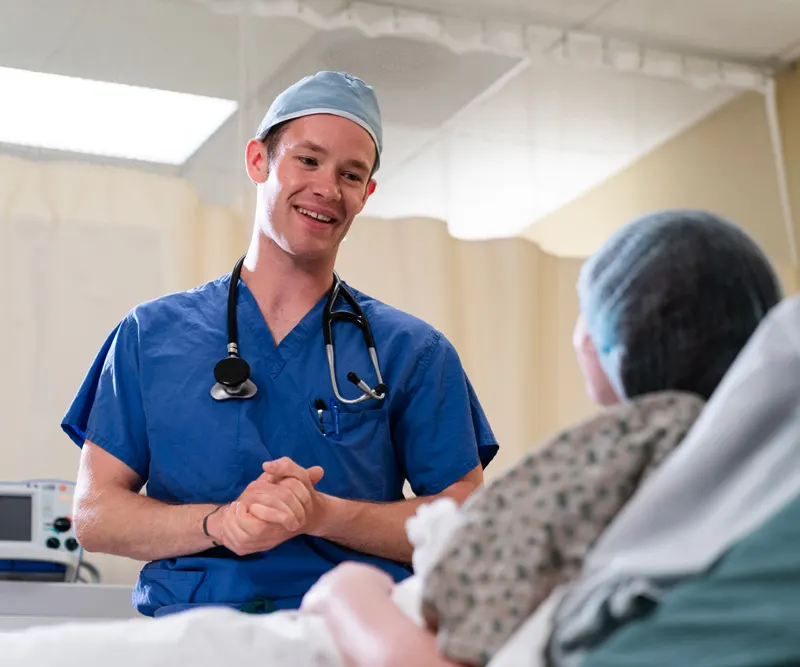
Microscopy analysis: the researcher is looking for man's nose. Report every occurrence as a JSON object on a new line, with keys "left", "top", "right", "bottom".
{"left": 311, "top": 169, "right": 341, "bottom": 201}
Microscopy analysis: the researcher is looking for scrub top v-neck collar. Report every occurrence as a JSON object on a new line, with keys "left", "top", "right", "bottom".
{"left": 235, "top": 276, "right": 330, "bottom": 379}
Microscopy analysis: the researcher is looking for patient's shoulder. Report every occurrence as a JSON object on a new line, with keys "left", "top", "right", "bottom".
{"left": 547, "top": 391, "right": 703, "bottom": 453}
{"left": 602, "top": 391, "right": 706, "bottom": 431}
{"left": 483, "top": 391, "right": 705, "bottom": 500}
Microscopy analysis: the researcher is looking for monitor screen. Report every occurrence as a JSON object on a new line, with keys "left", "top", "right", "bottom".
{"left": 0, "top": 495, "right": 33, "bottom": 541}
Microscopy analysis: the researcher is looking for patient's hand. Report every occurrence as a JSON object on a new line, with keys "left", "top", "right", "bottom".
{"left": 301, "top": 562, "right": 394, "bottom": 616}
{"left": 303, "top": 563, "right": 465, "bottom": 667}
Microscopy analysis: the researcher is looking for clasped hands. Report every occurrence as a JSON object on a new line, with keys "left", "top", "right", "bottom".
{"left": 206, "top": 457, "right": 328, "bottom": 556}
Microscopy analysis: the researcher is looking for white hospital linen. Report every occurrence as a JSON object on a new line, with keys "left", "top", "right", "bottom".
{"left": 0, "top": 498, "right": 466, "bottom": 667}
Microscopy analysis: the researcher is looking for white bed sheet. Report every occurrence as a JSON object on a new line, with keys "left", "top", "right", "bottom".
{"left": 0, "top": 498, "right": 557, "bottom": 667}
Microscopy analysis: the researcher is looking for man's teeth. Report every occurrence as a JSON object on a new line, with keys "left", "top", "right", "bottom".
{"left": 297, "top": 206, "right": 333, "bottom": 223}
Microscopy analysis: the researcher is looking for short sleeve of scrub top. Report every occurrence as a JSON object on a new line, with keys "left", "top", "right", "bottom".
{"left": 393, "top": 332, "right": 497, "bottom": 496}
{"left": 62, "top": 311, "right": 150, "bottom": 480}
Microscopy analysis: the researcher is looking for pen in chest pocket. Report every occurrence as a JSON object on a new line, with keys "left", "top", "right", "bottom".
{"left": 330, "top": 398, "right": 340, "bottom": 439}
{"left": 314, "top": 398, "right": 341, "bottom": 438}
{"left": 314, "top": 398, "right": 327, "bottom": 436}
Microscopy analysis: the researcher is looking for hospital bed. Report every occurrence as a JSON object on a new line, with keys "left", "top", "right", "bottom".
{"left": 0, "top": 581, "right": 141, "bottom": 631}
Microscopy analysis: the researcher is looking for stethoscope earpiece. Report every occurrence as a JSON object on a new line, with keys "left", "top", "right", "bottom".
{"left": 346, "top": 371, "right": 387, "bottom": 399}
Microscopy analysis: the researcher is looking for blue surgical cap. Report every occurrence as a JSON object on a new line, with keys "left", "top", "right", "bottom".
{"left": 255, "top": 70, "right": 383, "bottom": 171}
{"left": 578, "top": 209, "right": 782, "bottom": 401}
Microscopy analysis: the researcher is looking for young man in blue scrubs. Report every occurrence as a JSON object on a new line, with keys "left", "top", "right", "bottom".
{"left": 62, "top": 71, "right": 498, "bottom": 617}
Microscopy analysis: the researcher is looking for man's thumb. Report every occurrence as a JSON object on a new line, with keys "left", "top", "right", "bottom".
{"left": 308, "top": 466, "right": 324, "bottom": 485}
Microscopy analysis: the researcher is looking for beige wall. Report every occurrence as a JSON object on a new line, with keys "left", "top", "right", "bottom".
{"left": 538, "top": 254, "right": 597, "bottom": 431}
{"left": 777, "top": 66, "right": 800, "bottom": 292}
{"left": 522, "top": 70, "right": 800, "bottom": 297}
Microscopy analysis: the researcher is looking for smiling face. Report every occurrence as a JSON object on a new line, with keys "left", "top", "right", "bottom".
{"left": 246, "top": 114, "right": 378, "bottom": 267}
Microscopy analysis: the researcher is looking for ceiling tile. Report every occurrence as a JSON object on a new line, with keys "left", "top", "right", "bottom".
{"left": 422, "top": 61, "right": 735, "bottom": 158}
{"left": 248, "top": 27, "right": 521, "bottom": 129}
{"left": 590, "top": 0, "right": 800, "bottom": 59}
{"left": 369, "top": 60, "right": 736, "bottom": 236}
{"left": 0, "top": 0, "right": 94, "bottom": 71}
{"left": 29, "top": 0, "right": 315, "bottom": 99}
{"left": 371, "top": 0, "right": 612, "bottom": 28}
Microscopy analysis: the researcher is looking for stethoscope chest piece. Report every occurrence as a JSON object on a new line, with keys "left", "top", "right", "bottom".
{"left": 211, "top": 346, "right": 258, "bottom": 401}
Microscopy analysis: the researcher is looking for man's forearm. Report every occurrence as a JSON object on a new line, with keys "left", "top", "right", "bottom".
{"left": 74, "top": 487, "right": 220, "bottom": 561}
{"left": 313, "top": 482, "right": 477, "bottom": 563}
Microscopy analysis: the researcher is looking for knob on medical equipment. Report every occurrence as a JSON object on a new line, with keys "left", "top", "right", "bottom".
{"left": 53, "top": 517, "right": 71, "bottom": 533}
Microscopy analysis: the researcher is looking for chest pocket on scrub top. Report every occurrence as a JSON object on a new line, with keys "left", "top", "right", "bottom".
{"left": 302, "top": 399, "right": 394, "bottom": 502}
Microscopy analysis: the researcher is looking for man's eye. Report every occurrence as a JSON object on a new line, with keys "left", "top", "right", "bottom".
{"left": 298, "top": 156, "right": 318, "bottom": 166}
{"left": 343, "top": 172, "right": 363, "bottom": 182}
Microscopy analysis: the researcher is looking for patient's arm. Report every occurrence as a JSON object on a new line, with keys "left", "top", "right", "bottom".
{"left": 301, "top": 563, "right": 466, "bottom": 667}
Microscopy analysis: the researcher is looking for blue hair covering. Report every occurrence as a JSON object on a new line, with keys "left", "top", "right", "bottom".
{"left": 255, "top": 70, "right": 383, "bottom": 171}
{"left": 578, "top": 209, "right": 782, "bottom": 401}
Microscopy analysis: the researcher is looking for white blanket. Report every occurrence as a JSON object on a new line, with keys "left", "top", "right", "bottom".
{"left": 1, "top": 606, "right": 341, "bottom": 667}
{"left": 0, "top": 498, "right": 559, "bottom": 666}
{"left": 0, "top": 498, "right": 557, "bottom": 666}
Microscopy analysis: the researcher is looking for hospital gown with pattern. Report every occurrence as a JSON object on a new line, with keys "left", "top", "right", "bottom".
{"left": 420, "top": 391, "right": 704, "bottom": 666}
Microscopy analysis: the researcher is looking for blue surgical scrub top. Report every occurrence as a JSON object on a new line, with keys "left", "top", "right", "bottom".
{"left": 62, "top": 274, "right": 498, "bottom": 617}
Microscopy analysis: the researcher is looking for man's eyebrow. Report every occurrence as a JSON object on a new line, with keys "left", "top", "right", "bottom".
{"left": 296, "top": 140, "right": 327, "bottom": 154}
{"left": 344, "top": 157, "right": 371, "bottom": 174}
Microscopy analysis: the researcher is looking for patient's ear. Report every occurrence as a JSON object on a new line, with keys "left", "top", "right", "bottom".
{"left": 573, "top": 315, "right": 619, "bottom": 406}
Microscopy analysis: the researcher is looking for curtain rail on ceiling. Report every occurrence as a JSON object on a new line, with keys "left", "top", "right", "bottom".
{"left": 184, "top": 0, "right": 777, "bottom": 93}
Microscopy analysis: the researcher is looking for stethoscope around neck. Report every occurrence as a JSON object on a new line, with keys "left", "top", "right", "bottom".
{"left": 210, "top": 255, "right": 388, "bottom": 404}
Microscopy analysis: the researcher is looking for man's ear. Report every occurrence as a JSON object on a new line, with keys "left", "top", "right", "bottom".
{"left": 354, "top": 179, "right": 377, "bottom": 216}
{"left": 364, "top": 179, "right": 377, "bottom": 202}
{"left": 245, "top": 138, "right": 268, "bottom": 184}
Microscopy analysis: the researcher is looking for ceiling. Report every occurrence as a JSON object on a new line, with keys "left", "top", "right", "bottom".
{"left": 1, "top": 0, "right": 798, "bottom": 238}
